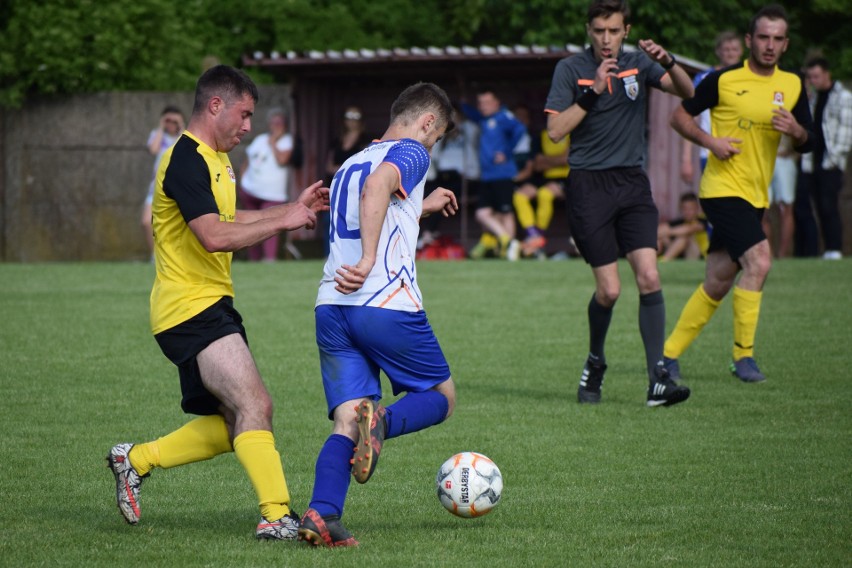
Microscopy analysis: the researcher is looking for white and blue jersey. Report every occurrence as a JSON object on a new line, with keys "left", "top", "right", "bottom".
{"left": 317, "top": 138, "right": 430, "bottom": 312}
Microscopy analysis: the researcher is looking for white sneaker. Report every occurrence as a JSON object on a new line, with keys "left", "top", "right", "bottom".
{"left": 822, "top": 250, "right": 842, "bottom": 260}
{"left": 506, "top": 239, "right": 521, "bottom": 262}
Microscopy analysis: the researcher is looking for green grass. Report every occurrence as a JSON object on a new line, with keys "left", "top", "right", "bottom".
{"left": 0, "top": 259, "right": 850, "bottom": 567}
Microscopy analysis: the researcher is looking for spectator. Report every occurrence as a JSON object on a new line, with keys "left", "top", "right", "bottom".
{"left": 513, "top": 129, "right": 570, "bottom": 258}
{"left": 420, "top": 104, "right": 480, "bottom": 249}
{"left": 657, "top": 192, "right": 709, "bottom": 261}
{"left": 238, "top": 107, "right": 294, "bottom": 262}
{"left": 321, "top": 106, "right": 374, "bottom": 255}
{"left": 681, "top": 31, "right": 743, "bottom": 184}
{"left": 142, "top": 106, "right": 185, "bottom": 259}
{"left": 463, "top": 88, "right": 526, "bottom": 260}
{"left": 796, "top": 57, "right": 852, "bottom": 260}
{"left": 511, "top": 104, "right": 535, "bottom": 187}
{"left": 763, "top": 134, "right": 797, "bottom": 257}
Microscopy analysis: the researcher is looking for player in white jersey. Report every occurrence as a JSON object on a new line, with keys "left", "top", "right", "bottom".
{"left": 300, "top": 83, "right": 458, "bottom": 547}
{"left": 316, "top": 137, "right": 432, "bottom": 310}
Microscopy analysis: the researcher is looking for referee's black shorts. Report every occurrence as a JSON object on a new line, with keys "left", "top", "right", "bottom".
{"left": 564, "top": 167, "right": 658, "bottom": 267}
{"left": 700, "top": 196, "right": 767, "bottom": 261}
{"left": 155, "top": 296, "right": 248, "bottom": 416}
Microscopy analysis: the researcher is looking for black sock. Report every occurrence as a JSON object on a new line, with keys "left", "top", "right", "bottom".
{"left": 588, "top": 293, "right": 614, "bottom": 363}
{"left": 639, "top": 290, "right": 665, "bottom": 380}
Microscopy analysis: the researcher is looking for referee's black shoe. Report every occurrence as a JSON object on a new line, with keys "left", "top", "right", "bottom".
{"left": 577, "top": 357, "right": 607, "bottom": 403}
{"left": 647, "top": 364, "right": 690, "bottom": 407}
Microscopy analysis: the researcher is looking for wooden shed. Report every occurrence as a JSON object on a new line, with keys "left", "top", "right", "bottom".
{"left": 244, "top": 44, "right": 707, "bottom": 251}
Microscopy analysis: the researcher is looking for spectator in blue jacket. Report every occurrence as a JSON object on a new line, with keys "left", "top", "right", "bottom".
{"left": 463, "top": 88, "right": 527, "bottom": 260}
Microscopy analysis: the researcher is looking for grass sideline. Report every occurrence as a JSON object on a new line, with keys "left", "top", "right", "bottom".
{"left": 0, "top": 259, "right": 849, "bottom": 567}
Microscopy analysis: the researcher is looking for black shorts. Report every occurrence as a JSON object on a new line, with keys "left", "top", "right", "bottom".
{"left": 155, "top": 296, "right": 247, "bottom": 416}
{"left": 565, "top": 167, "right": 658, "bottom": 267}
{"left": 700, "top": 197, "right": 766, "bottom": 261}
{"left": 477, "top": 179, "right": 516, "bottom": 213}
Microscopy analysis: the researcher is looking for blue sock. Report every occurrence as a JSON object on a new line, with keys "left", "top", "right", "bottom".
{"left": 385, "top": 390, "right": 449, "bottom": 440}
{"left": 309, "top": 434, "right": 353, "bottom": 518}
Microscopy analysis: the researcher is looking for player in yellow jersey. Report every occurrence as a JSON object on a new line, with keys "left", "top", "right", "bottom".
{"left": 663, "top": 5, "right": 813, "bottom": 383}
{"left": 106, "top": 65, "right": 329, "bottom": 540}
{"left": 513, "top": 130, "right": 570, "bottom": 258}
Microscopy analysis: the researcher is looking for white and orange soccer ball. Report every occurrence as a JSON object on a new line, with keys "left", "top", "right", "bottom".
{"left": 436, "top": 452, "right": 503, "bottom": 518}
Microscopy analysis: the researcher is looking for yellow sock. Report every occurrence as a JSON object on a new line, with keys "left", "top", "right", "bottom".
{"left": 732, "top": 286, "right": 762, "bottom": 360}
{"left": 233, "top": 430, "right": 290, "bottom": 521}
{"left": 513, "top": 192, "right": 535, "bottom": 231}
{"left": 128, "top": 415, "right": 233, "bottom": 476}
{"left": 536, "top": 186, "right": 555, "bottom": 230}
{"left": 664, "top": 284, "right": 722, "bottom": 359}
{"left": 480, "top": 233, "right": 498, "bottom": 249}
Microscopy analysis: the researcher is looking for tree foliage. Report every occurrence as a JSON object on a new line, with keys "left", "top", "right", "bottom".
{"left": 1, "top": 0, "right": 848, "bottom": 108}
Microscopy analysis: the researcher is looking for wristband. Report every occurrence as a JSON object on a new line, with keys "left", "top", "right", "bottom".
{"left": 662, "top": 54, "right": 676, "bottom": 71}
{"left": 576, "top": 89, "right": 600, "bottom": 112}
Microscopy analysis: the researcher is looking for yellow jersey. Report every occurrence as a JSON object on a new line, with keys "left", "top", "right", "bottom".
{"left": 150, "top": 131, "right": 237, "bottom": 334}
{"left": 684, "top": 62, "right": 812, "bottom": 208}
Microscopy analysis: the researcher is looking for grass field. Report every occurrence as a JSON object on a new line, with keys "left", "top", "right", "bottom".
{"left": 1, "top": 258, "right": 849, "bottom": 567}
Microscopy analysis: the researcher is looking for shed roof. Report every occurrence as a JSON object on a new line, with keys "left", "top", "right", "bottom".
{"left": 243, "top": 43, "right": 709, "bottom": 78}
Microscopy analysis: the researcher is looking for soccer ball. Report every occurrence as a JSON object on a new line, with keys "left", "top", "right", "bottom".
{"left": 436, "top": 452, "right": 503, "bottom": 518}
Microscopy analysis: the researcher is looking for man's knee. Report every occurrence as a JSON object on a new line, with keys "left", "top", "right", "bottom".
{"left": 435, "top": 379, "right": 456, "bottom": 419}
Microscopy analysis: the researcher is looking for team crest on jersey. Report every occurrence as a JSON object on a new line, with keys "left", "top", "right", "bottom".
{"left": 624, "top": 75, "right": 639, "bottom": 101}
{"left": 226, "top": 166, "right": 236, "bottom": 182}
{"left": 772, "top": 91, "right": 785, "bottom": 106}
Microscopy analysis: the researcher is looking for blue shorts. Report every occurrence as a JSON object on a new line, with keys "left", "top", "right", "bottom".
{"left": 315, "top": 304, "right": 451, "bottom": 418}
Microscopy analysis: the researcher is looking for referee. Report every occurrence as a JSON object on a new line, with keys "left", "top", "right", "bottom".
{"left": 545, "top": 0, "right": 694, "bottom": 406}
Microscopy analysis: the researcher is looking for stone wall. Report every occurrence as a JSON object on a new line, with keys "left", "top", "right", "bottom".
{"left": 0, "top": 85, "right": 290, "bottom": 262}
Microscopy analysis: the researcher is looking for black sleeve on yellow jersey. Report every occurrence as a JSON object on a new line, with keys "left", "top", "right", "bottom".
{"left": 791, "top": 76, "right": 815, "bottom": 154}
{"left": 162, "top": 138, "right": 220, "bottom": 223}
{"left": 682, "top": 67, "right": 722, "bottom": 117}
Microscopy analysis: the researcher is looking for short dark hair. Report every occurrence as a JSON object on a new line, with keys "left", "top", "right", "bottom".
{"left": 680, "top": 192, "right": 699, "bottom": 204}
{"left": 588, "top": 0, "right": 630, "bottom": 25}
{"left": 748, "top": 4, "right": 788, "bottom": 36}
{"left": 805, "top": 57, "right": 830, "bottom": 72}
{"left": 390, "top": 82, "right": 455, "bottom": 133}
{"left": 192, "top": 65, "right": 259, "bottom": 115}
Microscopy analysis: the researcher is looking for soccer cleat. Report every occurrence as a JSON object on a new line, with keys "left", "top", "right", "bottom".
{"left": 298, "top": 508, "right": 359, "bottom": 547}
{"left": 351, "top": 399, "right": 387, "bottom": 483}
{"left": 577, "top": 358, "right": 607, "bottom": 403}
{"left": 256, "top": 512, "right": 300, "bottom": 541}
{"left": 647, "top": 364, "right": 691, "bottom": 407}
{"left": 663, "top": 356, "right": 682, "bottom": 381}
{"left": 730, "top": 357, "right": 766, "bottom": 383}
{"left": 106, "top": 443, "right": 148, "bottom": 525}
